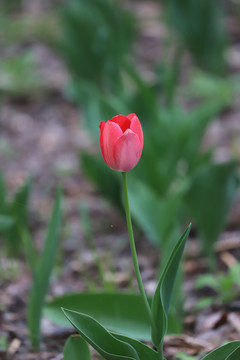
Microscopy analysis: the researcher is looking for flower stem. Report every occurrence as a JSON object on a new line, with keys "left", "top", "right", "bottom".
{"left": 157, "top": 342, "right": 165, "bottom": 360}
{"left": 121, "top": 172, "right": 156, "bottom": 334}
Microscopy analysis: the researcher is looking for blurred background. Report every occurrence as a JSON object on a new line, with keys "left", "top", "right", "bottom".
{"left": 0, "top": 0, "right": 240, "bottom": 359}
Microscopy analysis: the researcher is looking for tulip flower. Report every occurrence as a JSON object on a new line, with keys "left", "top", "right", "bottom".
{"left": 99, "top": 113, "right": 143, "bottom": 172}
{"left": 99, "top": 113, "right": 152, "bottom": 346}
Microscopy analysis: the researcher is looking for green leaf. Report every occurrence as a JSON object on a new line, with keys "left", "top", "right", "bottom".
{"left": 28, "top": 189, "right": 62, "bottom": 349}
{"left": 128, "top": 178, "right": 181, "bottom": 246}
{"left": 194, "top": 297, "right": 214, "bottom": 311}
{"left": 10, "top": 177, "right": 31, "bottom": 225}
{"left": 186, "top": 71, "right": 233, "bottom": 107}
{"left": 201, "top": 341, "right": 240, "bottom": 360}
{"left": 162, "top": 0, "right": 226, "bottom": 73}
{"left": 151, "top": 224, "right": 191, "bottom": 347}
{"left": 195, "top": 274, "right": 219, "bottom": 291}
{"left": 60, "top": 0, "right": 136, "bottom": 95}
{"left": 185, "top": 161, "right": 237, "bottom": 256}
{"left": 62, "top": 308, "right": 140, "bottom": 360}
{"left": 174, "top": 353, "right": 195, "bottom": 360}
{"left": 22, "top": 229, "right": 37, "bottom": 276}
{"left": 0, "top": 172, "right": 6, "bottom": 208}
{"left": 111, "top": 333, "right": 158, "bottom": 360}
{"left": 226, "top": 346, "right": 240, "bottom": 360}
{"left": 44, "top": 292, "right": 151, "bottom": 340}
{"left": 64, "top": 335, "right": 91, "bottom": 360}
{"left": 0, "top": 215, "right": 14, "bottom": 230}
{"left": 5, "top": 177, "right": 31, "bottom": 255}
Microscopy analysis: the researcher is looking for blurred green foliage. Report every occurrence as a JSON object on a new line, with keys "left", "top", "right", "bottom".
{"left": 0, "top": 335, "right": 7, "bottom": 353}
{"left": 26, "top": 189, "right": 62, "bottom": 350}
{"left": 59, "top": 0, "right": 139, "bottom": 137}
{"left": 57, "top": 0, "right": 239, "bottom": 262}
{"left": 185, "top": 161, "right": 237, "bottom": 257}
{"left": 174, "top": 353, "right": 196, "bottom": 360}
{"left": 161, "top": 0, "right": 226, "bottom": 74}
{"left": 196, "top": 262, "right": 240, "bottom": 306}
{"left": 0, "top": 173, "right": 31, "bottom": 256}
{"left": 0, "top": 10, "right": 59, "bottom": 99}
{"left": 60, "top": 0, "right": 135, "bottom": 91}
{"left": 0, "top": 0, "right": 22, "bottom": 14}
{"left": 0, "top": 52, "right": 41, "bottom": 97}
{"left": 0, "top": 258, "right": 20, "bottom": 282}
{"left": 0, "top": 14, "right": 58, "bottom": 47}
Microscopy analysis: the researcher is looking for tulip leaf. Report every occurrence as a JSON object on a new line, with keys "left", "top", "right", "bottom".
{"left": 64, "top": 335, "right": 92, "bottom": 360}
{"left": 0, "top": 215, "right": 14, "bottom": 231}
{"left": 151, "top": 224, "right": 191, "bottom": 347}
{"left": 44, "top": 292, "right": 151, "bottom": 340}
{"left": 111, "top": 333, "right": 158, "bottom": 360}
{"left": 62, "top": 308, "right": 140, "bottom": 360}
{"left": 185, "top": 161, "right": 237, "bottom": 256}
{"left": 0, "top": 172, "right": 6, "bottom": 207}
{"left": 4, "top": 177, "right": 31, "bottom": 255}
{"left": 28, "top": 189, "right": 62, "bottom": 349}
{"left": 22, "top": 229, "right": 37, "bottom": 277}
{"left": 227, "top": 346, "right": 240, "bottom": 360}
{"left": 162, "top": 0, "right": 226, "bottom": 73}
{"left": 201, "top": 341, "right": 240, "bottom": 360}
{"left": 127, "top": 178, "right": 181, "bottom": 246}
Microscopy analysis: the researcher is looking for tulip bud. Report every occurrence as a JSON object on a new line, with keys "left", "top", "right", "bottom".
{"left": 99, "top": 113, "right": 143, "bottom": 172}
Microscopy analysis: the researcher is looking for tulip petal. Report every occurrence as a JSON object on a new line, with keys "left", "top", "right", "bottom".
{"left": 128, "top": 113, "right": 144, "bottom": 145}
{"left": 111, "top": 114, "right": 131, "bottom": 133}
{"left": 114, "top": 129, "right": 142, "bottom": 172}
{"left": 100, "top": 121, "right": 123, "bottom": 170}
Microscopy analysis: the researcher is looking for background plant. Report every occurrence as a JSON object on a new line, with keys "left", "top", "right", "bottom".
{"left": 161, "top": 0, "right": 226, "bottom": 74}
{"left": 0, "top": 172, "right": 31, "bottom": 256}
{"left": 24, "top": 189, "right": 62, "bottom": 350}
{"left": 57, "top": 0, "right": 239, "bottom": 265}
{"left": 195, "top": 262, "right": 240, "bottom": 307}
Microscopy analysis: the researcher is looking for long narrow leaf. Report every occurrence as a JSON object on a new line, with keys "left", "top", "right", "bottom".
{"left": 22, "top": 229, "right": 37, "bottom": 276}
{"left": 28, "top": 189, "right": 62, "bottom": 349}
{"left": 6, "top": 177, "right": 31, "bottom": 255}
{"left": 151, "top": 224, "right": 191, "bottom": 347}
{"left": 0, "top": 172, "right": 6, "bottom": 208}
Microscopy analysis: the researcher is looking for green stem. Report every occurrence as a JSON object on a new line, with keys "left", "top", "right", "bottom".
{"left": 157, "top": 342, "right": 165, "bottom": 360}
{"left": 121, "top": 173, "right": 157, "bottom": 335}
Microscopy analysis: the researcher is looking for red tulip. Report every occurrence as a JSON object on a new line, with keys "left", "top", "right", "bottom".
{"left": 99, "top": 113, "right": 143, "bottom": 172}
